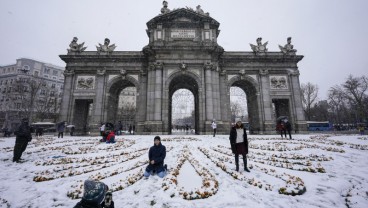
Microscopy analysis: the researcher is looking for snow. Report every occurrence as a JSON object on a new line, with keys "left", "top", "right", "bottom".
{"left": 0, "top": 134, "right": 367, "bottom": 208}
{"left": 177, "top": 161, "right": 203, "bottom": 192}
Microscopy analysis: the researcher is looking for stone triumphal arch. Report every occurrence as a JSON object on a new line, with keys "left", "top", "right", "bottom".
{"left": 59, "top": 3, "right": 306, "bottom": 135}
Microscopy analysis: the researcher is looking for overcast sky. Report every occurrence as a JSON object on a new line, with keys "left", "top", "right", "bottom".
{"left": 1, "top": 0, "right": 367, "bottom": 99}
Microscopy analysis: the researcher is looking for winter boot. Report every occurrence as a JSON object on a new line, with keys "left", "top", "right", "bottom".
{"left": 243, "top": 156, "right": 250, "bottom": 172}
{"left": 235, "top": 155, "right": 239, "bottom": 172}
{"left": 164, "top": 164, "right": 168, "bottom": 172}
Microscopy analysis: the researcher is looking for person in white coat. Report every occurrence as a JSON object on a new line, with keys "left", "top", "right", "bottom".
{"left": 211, "top": 120, "right": 217, "bottom": 137}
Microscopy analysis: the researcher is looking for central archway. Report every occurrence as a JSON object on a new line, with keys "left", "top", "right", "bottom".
{"left": 105, "top": 77, "right": 138, "bottom": 126}
{"left": 229, "top": 76, "right": 261, "bottom": 134}
{"left": 168, "top": 74, "right": 200, "bottom": 134}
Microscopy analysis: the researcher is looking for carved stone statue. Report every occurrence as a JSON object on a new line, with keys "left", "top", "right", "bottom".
{"left": 250, "top": 37, "right": 268, "bottom": 54}
{"left": 179, "top": 62, "right": 187, "bottom": 70}
{"left": 204, "top": 62, "right": 213, "bottom": 70}
{"left": 96, "top": 38, "right": 116, "bottom": 53}
{"left": 279, "top": 37, "right": 297, "bottom": 55}
{"left": 161, "top": 1, "right": 170, "bottom": 14}
{"left": 68, "top": 37, "right": 87, "bottom": 53}
{"left": 196, "top": 5, "right": 204, "bottom": 14}
{"left": 120, "top": 69, "right": 127, "bottom": 79}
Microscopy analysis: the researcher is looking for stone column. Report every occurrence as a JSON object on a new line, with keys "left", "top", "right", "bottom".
{"left": 204, "top": 64, "right": 214, "bottom": 122}
{"left": 212, "top": 66, "right": 220, "bottom": 121}
{"left": 289, "top": 69, "right": 307, "bottom": 132}
{"left": 154, "top": 64, "right": 163, "bottom": 121}
{"left": 219, "top": 69, "right": 229, "bottom": 131}
{"left": 93, "top": 69, "right": 106, "bottom": 125}
{"left": 259, "top": 69, "right": 273, "bottom": 133}
{"left": 59, "top": 69, "right": 75, "bottom": 123}
{"left": 146, "top": 64, "right": 155, "bottom": 121}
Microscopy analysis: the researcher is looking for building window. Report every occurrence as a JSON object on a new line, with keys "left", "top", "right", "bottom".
{"left": 44, "top": 68, "right": 50, "bottom": 74}
{"left": 34, "top": 71, "right": 39, "bottom": 77}
{"left": 10, "top": 79, "right": 13, "bottom": 84}
{"left": 50, "top": 91, "right": 55, "bottom": 97}
{"left": 40, "top": 90, "right": 46, "bottom": 95}
{"left": 53, "top": 70, "right": 58, "bottom": 76}
{"left": 51, "top": 84, "right": 56, "bottom": 88}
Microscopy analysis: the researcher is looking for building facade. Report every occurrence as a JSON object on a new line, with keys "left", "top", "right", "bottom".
{"left": 59, "top": 5, "right": 306, "bottom": 135}
{"left": 0, "top": 58, "right": 64, "bottom": 130}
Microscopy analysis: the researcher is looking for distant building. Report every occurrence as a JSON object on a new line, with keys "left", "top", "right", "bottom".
{"left": 0, "top": 58, "right": 64, "bottom": 130}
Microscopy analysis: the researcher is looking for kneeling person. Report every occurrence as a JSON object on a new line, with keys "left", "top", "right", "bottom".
{"left": 144, "top": 136, "right": 167, "bottom": 178}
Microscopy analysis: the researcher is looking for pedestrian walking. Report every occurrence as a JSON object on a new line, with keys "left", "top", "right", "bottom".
{"left": 277, "top": 122, "right": 287, "bottom": 138}
{"left": 129, "top": 125, "right": 132, "bottom": 135}
{"left": 211, "top": 120, "right": 217, "bottom": 137}
{"left": 283, "top": 119, "right": 292, "bottom": 139}
{"left": 229, "top": 118, "right": 250, "bottom": 172}
{"left": 70, "top": 126, "right": 75, "bottom": 136}
{"left": 13, "top": 118, "right": 32, "bottom": 163}
{"left": 57, "top": 121, "right": 66, "bottom": 138}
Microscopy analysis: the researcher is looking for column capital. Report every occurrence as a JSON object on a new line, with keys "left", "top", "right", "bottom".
{"left": 96, "top": 68, "right": 106, "bottom": 76}
{"left": 150, "top": 62, "right": 163, "bottom": 71}
{"left": 63, "top": 69, "right": 75, "bottom": 76}
{"left": 259, "top": 69, "right": 269, "bottom": 76}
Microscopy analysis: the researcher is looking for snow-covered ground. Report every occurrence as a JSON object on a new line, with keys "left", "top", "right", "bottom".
{"left": 0, "top": 134, "right": 367, "bottom": 208}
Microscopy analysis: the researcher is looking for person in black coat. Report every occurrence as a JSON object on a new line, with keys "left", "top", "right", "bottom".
{"left": 144, "top": 136, "right": 167, "bottom": 178}
{"left": 13, "top": 118, "right": 32, "bottom": 163}
{"left": 73, "top": 179, "right": 113, "bottom": 208}
{"left": 229, "top": 119, "right": 250, "bottom": 172}
{"left": 283, "top": 119, "right": 293, "bottom": 139}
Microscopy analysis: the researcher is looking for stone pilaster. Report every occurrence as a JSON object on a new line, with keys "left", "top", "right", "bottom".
{"left": 59, "top": 68, "right": 75, "bottom": 123}
{"left": 259, "top": 69, "right": 274, "bottom": 133}
{"left": 288, "top": 69, "right": 307, "bottom": 132}
{"left": 154, "top": 63, "right": 163, "bottom": 121}
{"left": 93, "top": 69, "right": 106, "bottom": 125}
{"left": 204, "top": 63, "right": 214, "bottom": 122}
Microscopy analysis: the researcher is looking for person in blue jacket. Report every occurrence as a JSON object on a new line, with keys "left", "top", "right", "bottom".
{"left": 144, "top": 136, "right": 167, "bottom": 178}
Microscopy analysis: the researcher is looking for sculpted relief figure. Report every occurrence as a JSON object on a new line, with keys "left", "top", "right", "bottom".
{"left": 68, "top": 37, "right": 87, "bottom": 53}
{"left": 96, "top": 38, "right": 116, "bottom": 53}
{"left": 279, "top": 37, "right": 297, "bottom": 55}
{"left": 161, "top": 1, "right": 170, "bottom": 14}
{"left": 250, "top": 37, "right": 268, "bottom": 54}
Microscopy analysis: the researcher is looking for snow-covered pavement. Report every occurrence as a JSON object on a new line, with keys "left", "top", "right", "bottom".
{"left": 0, "top": 134, "right": 367, "bottom": 208}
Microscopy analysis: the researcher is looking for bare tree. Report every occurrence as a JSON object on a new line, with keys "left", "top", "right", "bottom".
{"left": 341, "top": 75, "right": 368, "bottom": 122}
{"left": 301, "top": 82, "right": 319, "bottom": 120}
{"left": 230, "top": 101, "right": 242, "bottom": 122}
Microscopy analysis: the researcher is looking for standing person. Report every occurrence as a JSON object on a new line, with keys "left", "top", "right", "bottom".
{"left": 128, "top": 125, "right": 132, "bottom": 135}
{"left": 100, "top": 123, "right": 105, "bottom": 136}
{"left": 144, "top": 136, "right": 167, "bottom": 178}
{"left": 283, "top": 119, "right": 292, "bottom": 139}
{"left": 277, "top": 122, "right": 286, "bottom": 138}
{"left": 132, "top": 125, "right": 135, "bottom": 135}
{"left": 13, "top": 118, "right": 32, "bottom": 163}
{"left": 229, "top": 119, "right": 250, "bottom": 172}
{"left": 70, "top": 126, "right": 75, "bottom": 136}
{"left": 211, "top": 120, "right": 217, "bottom": 137}
{"left": 117, "top": 121, "right": 123, "bottom": 136}
{"left": 57, "top": 121, "right": 66, "bottom": 138}
{"left": 73, "top": 179, "right": 112, "bottom": 208}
